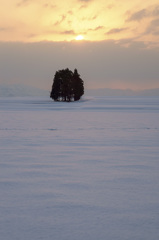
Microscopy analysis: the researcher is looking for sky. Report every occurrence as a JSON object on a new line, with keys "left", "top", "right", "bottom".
{"left": 0, "top": 0, "right": 159, "bottom": 91}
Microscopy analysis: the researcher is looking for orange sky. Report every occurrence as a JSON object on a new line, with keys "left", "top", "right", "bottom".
{"left": 0, "top": 0, "right": 159, "bottom": 91}
{"left": 0, "top": 0, "right": 159, "bottom": 47}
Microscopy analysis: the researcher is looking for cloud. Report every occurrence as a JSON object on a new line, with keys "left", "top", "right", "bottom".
{"left": 94, "top": 26, "right": 104, "bottom": 31}
{"left": 78, "top": 0, "right": 92, "bottom": 2}
{"left": 79, "top": 4, "right": 88, "bottom": 10}
{"left": 126, "top": 5, "right": 159, "bottom": 22}
{"left": 17, "top": 0, "right": 57, "bottom": 8}
{"left": 43, "top": 3, "right": 56, "bottom": 9}
{"left": 60, "top": 30, "right": 75, "bottom": 35}
{"left": 116, "top": 38, "right": 151, "bottom": 49}
{"left": 0, "top": 26, "right": 14, "bottom": 33}
{"left": 106, "top": 4, "right": 114, "bottom": 10}
{"left": 88, "top": 26, "right": 105, "bottom": 32}
{"left": 37, "top": 28, "right": 76, "bottom": 37}
{"left": 106, "top": 28, "right": 128, "bottom": 35}
{"left": 27, "top": 33, "right": 40, "bottom": 39}
{"left": 146, "top": 18, "right": 159, "bottom": 35}
{"left": 125, "top": 5, "right": 159, "bottom": 40}
{"left": 0, "top": 40, "right": 159, "bottom": 91}
{"left": 78, "top": 0, "right": 93, "bottom": 9}
{"left": 17, "top": 0, "right": 31, "bottom": 7}
{"left": 152, "top": 5, "right": 159, "bottom": 16}
{"left": 54, "top": 15, "right": 66, "bottom": 26}
{"left": 127, "top": 9, "right": 148, "bottom": 22}
{"left": 0, "top": 27, "right": 8, "bottom": 32}
{"left": 67, "top": 11, "right": 73, "bottom": 15}
{"left": 81, "top": 15, "right": 97, "bottom": 21}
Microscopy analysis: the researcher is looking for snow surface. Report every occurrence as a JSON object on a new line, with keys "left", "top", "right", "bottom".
{"left": 0, "top": 96, "right": 159, "bottom": 240}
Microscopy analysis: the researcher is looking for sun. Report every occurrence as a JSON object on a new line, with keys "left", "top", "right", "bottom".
{"left": 75, "top": 35, "right": 84, "bottom": 41}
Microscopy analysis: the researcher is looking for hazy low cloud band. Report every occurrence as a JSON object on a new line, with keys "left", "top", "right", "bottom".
{"left": 0, "top": 40, "right": 159, "bottom": 91}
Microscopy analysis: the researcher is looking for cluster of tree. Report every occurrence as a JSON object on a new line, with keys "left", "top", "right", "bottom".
{"left": 50, "top": 68, "right": 84, "bottom": 102}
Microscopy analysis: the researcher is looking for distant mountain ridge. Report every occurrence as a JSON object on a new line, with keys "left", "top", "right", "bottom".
{"left": 86, "top": 88, "right": 159, "bottom": 96}
{"left": 0, "top": 84, "right": 48, "bottom": 97}
{"left": 1, "top": 84, "right": 159, "bottom": 97}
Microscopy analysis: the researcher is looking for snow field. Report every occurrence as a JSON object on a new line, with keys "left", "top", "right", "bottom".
{"left": 0, "top": 96, "right": 159, "bottom": 240}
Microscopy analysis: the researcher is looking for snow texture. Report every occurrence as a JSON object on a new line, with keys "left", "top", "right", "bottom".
{"left": 0, "top": 96, "right": 159, "bottom": 240}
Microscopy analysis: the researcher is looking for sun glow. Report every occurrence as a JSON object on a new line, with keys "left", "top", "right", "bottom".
{"left": 75, "top": 35, "right": 84, "bottom": 41}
